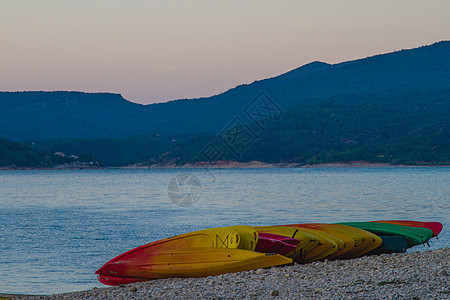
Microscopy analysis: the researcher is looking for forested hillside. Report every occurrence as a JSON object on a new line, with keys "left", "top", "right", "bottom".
{"left": 0, "top": 139, "right": 54, "bottom": 167}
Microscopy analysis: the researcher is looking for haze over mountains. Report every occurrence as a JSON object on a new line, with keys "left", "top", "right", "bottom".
{"left": 1, "top": 41, "right": 449, "bottom": 166}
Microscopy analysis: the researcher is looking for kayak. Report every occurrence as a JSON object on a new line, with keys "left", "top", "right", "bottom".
{"left": 255, "top": 233, "right": 299, "bottom": 256}
{"left": 370, "top": 220, "right": 443, "bottom": 237}
{"left": 337, "top": 222, "right": 433, "bottom": 247}
{"left": 96, "top": 225, "right": 260, "bottom": 285}
{"left": 97, "top": 248, "right": 292, "bottom": 285}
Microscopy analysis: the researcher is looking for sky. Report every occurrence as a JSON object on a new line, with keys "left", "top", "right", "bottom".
{"left": 1, "top": 1, "right": 449, "bottom": 104}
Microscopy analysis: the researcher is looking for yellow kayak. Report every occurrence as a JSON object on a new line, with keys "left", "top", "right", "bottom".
{"left": 97, "top": 248, "right": 292, "bottom": 284}
{"left": 97, "top": 225, "right": 267, "bottom": 285}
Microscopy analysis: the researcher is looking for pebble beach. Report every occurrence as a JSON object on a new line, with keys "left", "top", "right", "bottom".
{"left": 6, "top": 248, "right": 449, "bottom": 300}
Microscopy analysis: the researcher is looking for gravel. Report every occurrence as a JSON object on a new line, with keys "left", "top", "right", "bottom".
{"left": 10, "top": 248, "right": 450, "bottom": 300}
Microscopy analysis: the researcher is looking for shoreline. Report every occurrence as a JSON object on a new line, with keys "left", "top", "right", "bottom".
{"left": 7, "top": 248, "right": 449, "bottom": 299}
{"left": 1, "top": 161, "right": 449, "bottom": 171}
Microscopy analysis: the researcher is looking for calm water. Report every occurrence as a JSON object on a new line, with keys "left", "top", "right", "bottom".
{"left": 0, "top": 167, "right": 449, "bottom": 295}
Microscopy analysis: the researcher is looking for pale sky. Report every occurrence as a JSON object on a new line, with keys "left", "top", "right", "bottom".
{"left": 1, "top": 0, "right": 449, "bottom": 104}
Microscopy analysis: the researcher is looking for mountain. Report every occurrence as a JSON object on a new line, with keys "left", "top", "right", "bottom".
{"left": 1, "top": 41, "right": 449, "bottom": 165}
{"left": 1, "top": 41, "right": 450, "bottom": 141}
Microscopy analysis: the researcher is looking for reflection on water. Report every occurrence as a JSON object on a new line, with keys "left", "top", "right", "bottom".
{"left": 0, "top": 167, "right": 449, "bottom": 294}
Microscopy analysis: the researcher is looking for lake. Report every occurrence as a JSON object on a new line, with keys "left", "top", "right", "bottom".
{"left": 0, "top": 167, "right": 449, "bottom": 295}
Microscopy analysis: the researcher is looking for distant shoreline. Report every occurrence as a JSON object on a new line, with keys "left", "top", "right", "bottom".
{"left": 1, "top": 161, "right": 449, "bottom": 171}
{"left": 118, "top": 161, "right": 450, "bottom": 169}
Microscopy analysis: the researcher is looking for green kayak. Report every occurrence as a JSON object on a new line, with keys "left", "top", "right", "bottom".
{"left": 336, "top": 222, "right": 433, "bottom": 248}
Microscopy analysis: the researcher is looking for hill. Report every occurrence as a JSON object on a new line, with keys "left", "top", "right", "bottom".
{"left": 1, "top": 41, "right": 450, "bottom": 141}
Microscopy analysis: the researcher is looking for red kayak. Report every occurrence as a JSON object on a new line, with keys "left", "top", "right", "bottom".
{"left": 255, "top": 233, "right": 300, "bottom": 256}
{"left": 371, "top": 220, "right": 443, "bottom": 237}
